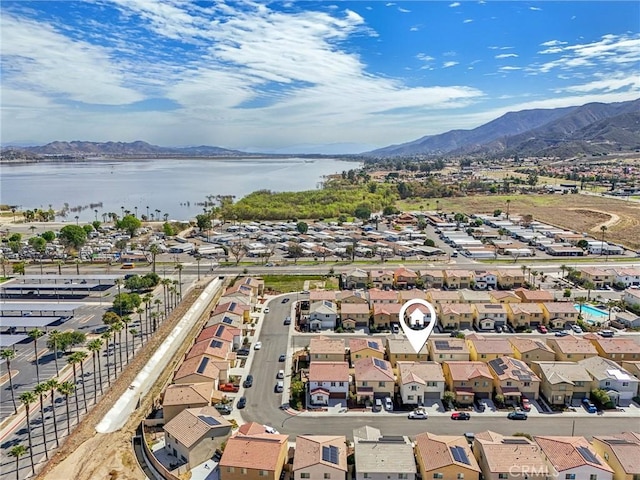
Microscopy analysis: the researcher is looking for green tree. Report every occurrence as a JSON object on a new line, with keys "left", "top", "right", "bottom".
{"left": 91, "top": 220, "right": 101, "bottom": 231}
{"left": 493, "top": 209, "right": 502, "bottom": 217}
{"left": 577, "top": 239, "right": 589, "bottom": 250}
{"left": 82, "top": 224, "right": 94, "bottom": 235}
{"left": 33, "top": 383, "right": 50, "bottom": 460}
{"left": 116, "top": 214, "right": 142, "bottom": 237}
{"left": 563, "top": 288, "right": 572, "bottom": 298}
{"left": 28, "top": 236, "right": 47, "bottom": 253}
{"left": 296, "top": 221, "right": 308, "bottom": 234}
{"left": 59, "top": 224, "right": 87, "bottom": 251}
{"left": 87, "top": 338, "right": 104, "bottom": 399}
{"left": 424, "top": 238, "right": 436, "bottom": 247}
{"left": 354, "top": 203, "right": 372, "bottom": 221}
{"left": 12, "top": 262, "right": 26, "bottom": 275}
{"left": 163, "top": 221, "right": 176, "bottom": 237}
{"left": 287, "top": 244, "right": 304, "bottom": 264}
{"left": 19, "top": 391, "right": 37, "bottom": 475}
{"left": 195, "top": 213, "right": 212, "bottom": 231}
{"left": 68, "top": 351, "right": 88, "bottom": 415}
{"left": 8, "top": 233, "right": 21, "bottom": 242}
{"left": 112, "top": 292, "right": 142, "bottom": 314}
{"left": 9, "top": 444, "right": 27, "bottom": 480}
{"left": 1, "top": 348, "right": 18, "bottom": 413}
{"left": 148, "top": 243, "right": 159, "bottom": 274}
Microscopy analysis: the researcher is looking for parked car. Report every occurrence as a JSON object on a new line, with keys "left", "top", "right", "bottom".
{"left": 219, "top": 383, "right": 239, "bottom": 393}
{"left": 408, "top": 408, "right": 428, "bottom": 419}
{"left": 373, "top": 399, "right": 383, "bottom": 412}
{"left": 474, "top": 398, "right": 486, "bottom": 412}
{"left": 451, "top": 412, "right": 471, "bottom": 420}
{"left": 237, "top": 397, "right": 246, "bottom": 409}
{"left": 237, "top": 348, "right": 250, "bottom": 356}
{"left": 275, "top": 381, "right": 284, "bottom": 393}
{"left": 384, "top": 397, "right": 393, "bottom": 411}
{"left": 582, "top": 397, "right": 597, "bottom": 413}
{"left": 277, "top": 370, "right": 285, "bottom": 379}
{"left": 507, "top": 411, "right": 528, "bottom": 420}
{"left": 263, "top": 308, "right": 270, "bottom": 314}
{"left": 555, "top": 331, "right": 569, "bottom": 337}
{"left": 537, "top": 325, "right": 548, "bottom": 334}
{"left": 284, "top": 316, "right": 291, "bottom": 325}
{"left": 521, "top": 397, "right": 532, "bottom": 411}
{"left": 278, "top": 354, "right": 286, "bottom": 362}
{"left": 243, "top": 374, "right": 254, "bottom": 388}
{"left": 214, "top": 403, "right": 233, "bottom": 414}
{"left": 254, "top": 341, "right": 262, "bottom": 350}
{"left": 571, "top": 324, "right": 583, "bottom": 334}
{"left": 495, "top": 325, "right": 504, "bottom": 333}
{"left": 599, "top": 330, "right": 615, "bottom": 337}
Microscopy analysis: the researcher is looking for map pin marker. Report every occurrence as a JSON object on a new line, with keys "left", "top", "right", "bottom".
{"left": 398, "top": 298, "right": 438, "bottom": 353}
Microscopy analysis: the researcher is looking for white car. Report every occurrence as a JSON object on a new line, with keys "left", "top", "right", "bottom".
{"left": 384, "top": 397, "right": 393, "bottom": 411}
{"left": 254, "top": 341, "right": 262, "bottom": 350}
{"left": 408, "top": 409, "right": 428, "bottom": 420}
{"left": 277, "top": 370, "right": 285, "bottom": 379}
{"left": 264, "top": 425, "right": 280, "bottom": 434}
{"left": 263, "top": 307, "right": 270, "bottom": 314}
{"left": 571, "top": 324, "right": 583, "bottom": 334}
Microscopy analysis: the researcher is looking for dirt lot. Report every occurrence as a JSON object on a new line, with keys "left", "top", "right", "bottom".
{"left": 39, "top": 281, "right": 215, "bottom": 480}
{"left": 398, "top": 193, "right": 640, "bottom": 250}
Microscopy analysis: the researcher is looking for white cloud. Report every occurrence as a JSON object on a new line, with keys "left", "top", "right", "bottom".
{"left": 385, "top": 2, "right": 395, "bottom": 6}
{"left": 559, "top": 73, "right": 640, "bottom": 94}
{"left": 449, "top": 2, "right": 461, "bottom": 7}
{"left": 398, "top": 8, "right": 411, "bottom": 13}
{"left": 443, "top": 61, "right": 459, "bottom": 68}
{"left": 499, "top": 66, "right": 521, "bottom": 71}
{"left": 416, "top": 53, "right": 435, "bottom": 62}
{"left": 540, "top": 39, "right": 567, "bottom": 47}
{"left": 463, "top": 19, "right": 473, "bottom": 23}
{"left": 529, "top": 6, "right": 542, "bottom": 11}
{"left": 495, "top": 53, "right": 518, "bottom": 59}
{"left": 410, "top": 26, "right": 419, "bottom": 32}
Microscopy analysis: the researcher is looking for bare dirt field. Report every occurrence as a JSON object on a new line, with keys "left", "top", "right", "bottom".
{"left": 398, "top": 193, "right": 640, "bottom": 250}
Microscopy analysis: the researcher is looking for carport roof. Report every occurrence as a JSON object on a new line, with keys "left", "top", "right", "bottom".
{"left": 0, "top": 316, "right": 65, "bottom": 328}
{"left": 0, "top": 334, "right": 30, "bottom": 347}
{"left": 0, "top": 303, "right": 84, "bottom": 312}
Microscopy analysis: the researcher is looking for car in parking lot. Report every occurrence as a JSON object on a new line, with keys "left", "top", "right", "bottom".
{"left": 451, "top": 412, "right": 471, "bottom": 420}
{"left": 507, "top": 411, "right": 528, "bottom": 420}
{"left": 237, "top": 397, "right": 246, "bottom": 409}
{"left": 243, "top": 374, "right": 253, "bottom": 388}
{"left": 408, "top": 408, "right": 428, "bottom": 419}
{"left": 254, "top": 341, "right": 262, "bottom": 350}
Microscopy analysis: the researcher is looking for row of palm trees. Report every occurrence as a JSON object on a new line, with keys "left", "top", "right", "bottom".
{"left": 520, "top": 265, "right": 548, "bottom": 290}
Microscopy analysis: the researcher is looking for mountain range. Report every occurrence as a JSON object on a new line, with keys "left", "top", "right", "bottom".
{"left": 367, "top": 98, "right": 640, "bottom": 158}
{"left": 2, "top": 99, "right": 638, "bottom": 159}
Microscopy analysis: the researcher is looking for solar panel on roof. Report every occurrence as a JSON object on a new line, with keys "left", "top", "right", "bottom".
{"left": 502, "top": 438, "right": 529, "bottom": 445}
{"left": 215, "top": 325, "right": 225, "bottom": 337}
{"left": 210, "top": 340, "right": 224, "bottom": 349}
{"left": 230, "top": 302, "right": 237, "bottom": 310}
{"left": 321, "top": 445, "right": 340, "bottom": 464}
{"left": 607, "top": 439, "right": 632, "bottom": 445}
{"left": 373, "top": 358, "right": 387, "bottom": 370}
{"left": 490, "top": 359, "right": 506, "bottom": 375}
{"left": 367, "top": 341, "right": 379, "bottom": 349}
{"left": 450, "top": 446, "right": 471, "bottom": 465}
{"left": 222, "top": 317, "right": 233, "bottom": 324}
{"left": 196, "top": 357, "right": 210, "bottom": 374}
{"left": 198, "top": 415, "right": 220, "bottom": 426}
{"left": 577, "top": 446, "right": 601, "bottom": 465}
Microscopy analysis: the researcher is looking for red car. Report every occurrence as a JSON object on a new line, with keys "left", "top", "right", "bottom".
{"left": 521, "top": 397, "right": 532, "bottom": 411}
{"left": 537, "top": 325, "right": 548, "bottom": 334}
{"left": 451, "top": 412, "right": 471, "bottom": 420}
{"left": 219, "top": 383, "right": 239, "bottom": 393}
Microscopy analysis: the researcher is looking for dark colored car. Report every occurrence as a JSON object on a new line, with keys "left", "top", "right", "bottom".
{"left": 237, "top": 397, "right": 247, "bottom": 409}
{"left": 507, "top": 411, "right": 528, "bottom": 420}
{"left": 451, "top": 412, "right": 471, "bottom": 420}
{"left": 284, "top": 317, "right": 291, "bottom": 325}
{"left": 243, "top": 374, "right": 253, "bottom": 388}
{"left": 281, "top": 298, "right": 290, "bottom": 304}
{"left": 279, "top": 354, "right": 286, "bottom": 362}
{"left": 237, "top": 348, "right": 250, "bottom": 356}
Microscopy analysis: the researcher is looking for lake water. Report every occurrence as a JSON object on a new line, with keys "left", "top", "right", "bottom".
{"left": 1, "top": 157, "right": 359, "bottom": 222}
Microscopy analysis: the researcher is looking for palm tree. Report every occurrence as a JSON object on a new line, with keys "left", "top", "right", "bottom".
{"left": 67, "top": 353, "right": 82, "bottom": 416}
{"left": 143, "top": 293, "right": 153, "bottom": 337}
{"left": 161, "top": 278, "right": 170, "bottom": 317}
{"left": 19, "top": 391, "right": 37, "bottom": 475}
{"left": 57, "top": 381, "right": 75, "bottom": 432}
{"left": 150, "top": 312, "right": 159, "bottom": 333}
{"left": 28, "top": 328, "right": 45, "bottom": 384}
{"left": 600, "top": 225, "right": 608, "bottom": 260}
{"left": 149, "top": 244, "right": 159, "bottom": 274}
{"left": 121, "top": 316, "right": 131, "bottom": 363}
{"left": 72, "top": 351, "right": 89, "bottom": 410}
{"left": 44, "top": 379, "right": 60, "bottom": 447}
{"left": 584, "top": 281, "right": 595, "bottom": 302}
{"left": 111, "top": 321, "right": 124, "bottom": 372}
{"left": 576, "top": 296, "right": 587, "bottom": 318}
{"left": 175, "top": 263, "right": 183, "bottom": 299}
{"left": 33, "top": 383, "right": 50, "bottom": 460}
{"left": 9, "top": 444, "right": 28, "bottom": 480}
{"left": 101, "top": 331, "right": 113, "bottom": 385}
{"left": 153, "top": 298, "right": 162, "bottom": 326}
{"left": 48, "top": 329, "right": 62, "bottom": 376}
{"left": 130, "top": 328, "right": 138, "bottom": 351}
{"left": 531, "top": 270, "right": 538, "bottom": 289}
{"left": 114, "top": 278, "right": 124, "bottom": 317}
{"left": 136, "top": 307, "right": 145, "bottom": 341}
{"left": 506, "top": 199, "right": 511, "bottom": 219}
{"left": 87, "top": 339, "right": 103, "bottom": 400}
{"left": 560, "top": 264, "right": 567, "bottom": 279}
{"left": 1, "top": 348, "right": 18, "bottom": 413}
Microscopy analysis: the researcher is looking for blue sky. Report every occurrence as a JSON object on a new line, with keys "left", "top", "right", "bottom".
{"left": 1, "top": 1, "right": 638, "bottom": 153}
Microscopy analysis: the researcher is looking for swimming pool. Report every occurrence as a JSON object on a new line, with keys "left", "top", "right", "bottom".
{"left": 575, "top": 304, "right": 609, "bottom": 324}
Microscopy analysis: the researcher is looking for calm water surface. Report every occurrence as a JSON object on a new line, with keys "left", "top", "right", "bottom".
{"left": 1, "top": 158, "right": 359, "bottom": 221}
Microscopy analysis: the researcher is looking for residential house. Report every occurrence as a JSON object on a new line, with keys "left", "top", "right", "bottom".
{"left": 353, "top": 426, "right": 417, "bottom": 480}
{"left": 338, "top": 290, "right": 368, "bottom": 305}
{"left": 422, "top": 270, "right": 445, "bottom": 289}
{"left": 239, "top": 277, "right": 264, "bottom": 297}
{"left": 586, "top": 336, "right": 640, "bottom": 362}
{"left": 607, "top": 268, "right": 640, "bottom": 288}
{"left": 210, "top": 301, "right": 250, "bottom": 325}
{"left": 309, "top": 337, "right": 345, "bottom": 363}
{"left": 531, "top": 361, "right": 593, "bottom": 406}
{"left": 394, "top": 267, "right": 418, "bottom": 289}
{"left": 473, "top": 431, "right": 548, "bottom": 480}
{"left": 196, "top": 323, "right": 242, "bottom": 352}
{"left": 540, "top": 303, "right": 580, "bottom": 329}
{"left": 370, "top": 270, "right": 394, "bottom": 290}
{"left": 399, "top": 289, "right": 428, "bottom": 302}
{"left": 309, "top": 300, "right": 338, "bottom": 331}
{"left": 623, "top": 289, "right": 640, "bottom": 308}
{"left": 474, "top": 270, "right": 498, "bottom": 290}
{"left": 349, "top": 338, "right": 385, "bottom": 364}
{"left": 353, "top": 357, "right": 395, "bottom": 404}
{"left": 428, "top": 338, "right": 470, "bottom": 363}
{"left": 578, "top": 357, "right": 639, "bottom": 406}
{"left": 487, "top": 356, "right": 541, "bottom": 403}
{"left": 427, "top": 289, "right": 462, "bottom": 306}
{"left": 173, "top": 355, "right": 222, "bottom": 388}
{"left": 219, "top": 431, "right": 289, "bottom": 480}
{"left": 591, "top": 433, "right": 640, "bottom": 480}
{"left": 466, "top": 334, "right": 513, "bottom": 362}
{"left": 293, "top": 435, "right": 348, "bottom": 480}
{"left": 444, "top": 269, "right": 475, "bottom": 289}
{"left": 515, "top": 288, "right": 555, "bottom": 303}
{"left": 397, "top": 361, "right": 445, "bottom": 404}
{"left": 509, "top": 337, "right": 556, "bottom": 365}
{"left": 308, "top": 362, "right": 350, "bottom": 407}
{"left": 342, "top": 268, "right": 369, "bottom": 289}
{"left": 185, "top": 336, "right": 232, "bottom": 363}
{"left": 309, "top": 290, "right": 337, "bottom": 303}
{"left": 459, "top": 289, "right": 493, "bottom": 304}
{"left": 535, "top": 436, "right": 613, "bottom": 480}
{"left": 580, "top": 267, "right": 616, "bottom": 289}
{"left": 507, "top": 302, "right": 544, "bottom": 328}
{"left": 621, "top": 361, "right": 640, "bottom": 394}
{"left": 442, "top": 361, "right": 493, "bottom": 403}
{"left": 162, "top": 383, "right": 213, "bottom": 424}
{"left": 221, "top": 283, "right": 255, "bottom": 306}
{"left": 496, "top": 269, "right": 525, "bottom": 289}
{"left": 474, "top": 303, "right": 508, "bottom": 331}
{"left": 367, "top": 288, "right": 398, "bottom": 305}
{"left": 387, "top": 337, "right": 429, "bottom": 366}
{"left": 414, "top": 433, "right": 480, "bottom": 480}
{"left": 340, "top": 303, "right": 370, "bottom": 329}
{"left": 615, "top": 310, "right": 640, "bottom": 329}
{"left": 371, "top": 303, "right": 402, "bottom": 329}
{"left": 439, "top": 303, "right": 475, "bottom": 330}
{"left": 547, "top": 337, "right": 598, "bottom": 362}
{"left": 489, "top": 290, "right": 522, "bottom": 304}
{"left": 164, "top": 406, "right": 232, "bottom": 469}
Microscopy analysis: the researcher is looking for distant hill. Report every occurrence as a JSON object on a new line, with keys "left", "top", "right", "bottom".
{"left": 2, "top": 140, "right": 245, "bottom": 157}
{"left": 367, "top": 98, "right": 640, "bottom": 158}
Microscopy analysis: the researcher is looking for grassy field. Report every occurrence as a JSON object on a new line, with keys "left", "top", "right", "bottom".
{"left": 261, "top": 275, "right": 339, "bottom": 293}
{"left": 397, "top": 193, "right": 640, "bottom": 250}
